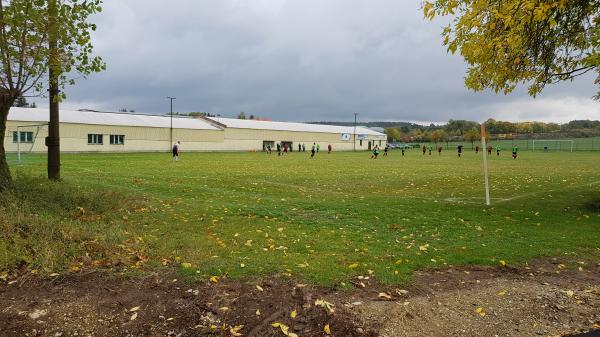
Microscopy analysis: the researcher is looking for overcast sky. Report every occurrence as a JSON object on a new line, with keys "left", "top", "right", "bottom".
{"left": 47, "top": 0, "right": 600, "bottom": 123}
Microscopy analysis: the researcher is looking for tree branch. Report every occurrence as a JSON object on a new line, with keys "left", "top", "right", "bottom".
{"left": 0, "top": 1, "right": 15, "bottom": 90}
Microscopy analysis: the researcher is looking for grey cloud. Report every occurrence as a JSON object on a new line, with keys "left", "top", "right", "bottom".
{"left": 51, "top": 0, "right": 599, "bottom": 123}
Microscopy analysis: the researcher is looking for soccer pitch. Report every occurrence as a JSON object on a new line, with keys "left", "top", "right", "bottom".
{"left": 5, "top": 150, "right": 600, "bottom": 285}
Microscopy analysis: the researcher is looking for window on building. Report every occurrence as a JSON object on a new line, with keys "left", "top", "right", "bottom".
{"left": 110, "top": 135, "right": 125, "bottom": 145}
{"left": 379, "top": 140, "right": 382, "bottom": 146}
{"left": 359, "top": 139, "right": 363, "bottom": 146}
{"left": 88, "top": 134, "right": 103, "bottom": 145}
{"left": 12, "top": 131, "right": 33, "bottom": 143}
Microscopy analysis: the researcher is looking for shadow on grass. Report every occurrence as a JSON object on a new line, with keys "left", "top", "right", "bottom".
{"left": 583, "top": 192, "right": 600, "bottom": 213}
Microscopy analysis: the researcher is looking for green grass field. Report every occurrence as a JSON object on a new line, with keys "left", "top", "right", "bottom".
{"left": 2, "top": 150, "right": 599, "bottom": 285}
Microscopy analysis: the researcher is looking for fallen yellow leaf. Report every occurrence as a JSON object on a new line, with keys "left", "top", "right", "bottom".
{"left": 230, "top": 325, "right": 244, "bottom": 336}
{"left": 315, "top": 299, "right": 335, "bottom": 314}
{"left": 378, "top": 292, "right": 392, "bottom": 300}
{"left": 290, "top": 309, "right": 297, "bottom": 318}
{"left": 324, "top": 323, "right": 331, "bottom": 335}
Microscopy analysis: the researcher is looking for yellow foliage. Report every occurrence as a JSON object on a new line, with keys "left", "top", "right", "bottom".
{"left": 424, "top": 0, "right": 598, "bottom": 96}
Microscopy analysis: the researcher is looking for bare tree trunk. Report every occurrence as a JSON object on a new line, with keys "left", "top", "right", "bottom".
{"left": 0, "top": 93, "right": 15, "bottom": 191}
{"left": 47, "top": 0, "right": 60, "bottom": 181}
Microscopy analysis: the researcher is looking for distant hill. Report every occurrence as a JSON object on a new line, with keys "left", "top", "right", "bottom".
{"left": 310, "top": 121, "right": 427, "bottom": 129}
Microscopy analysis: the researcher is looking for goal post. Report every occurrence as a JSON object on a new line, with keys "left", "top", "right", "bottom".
{"left": 532, "top": 139, "right": 574, "bottom": 152}
{"left": 12, "top": 123, "right": 48, "bottom": 163}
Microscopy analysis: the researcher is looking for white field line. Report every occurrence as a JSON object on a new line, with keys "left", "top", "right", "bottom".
{"left": 444, "top": 180, "right": 600, "bottom": 204}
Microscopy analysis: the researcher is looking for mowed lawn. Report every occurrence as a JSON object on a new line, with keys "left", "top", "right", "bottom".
{"left": 5, "top": 150, "right": 600, "bottom": 285}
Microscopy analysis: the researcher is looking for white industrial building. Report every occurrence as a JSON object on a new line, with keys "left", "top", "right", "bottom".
{"left": 4, "top": 107, "right": 386, "bottom": 153}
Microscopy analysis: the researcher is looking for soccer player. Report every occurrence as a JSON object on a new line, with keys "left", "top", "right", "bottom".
{"left": 371, "top": 145, "right": 380, "bottom": 159}
{"left": 383, "top": 144, "right": 389, "bottom": 156}
{"left": 428, "top": 144, "right": 433, "bottom": 155}
{"left": 496, "top": 145, "right": 501, "bottom": 156}
{"left": 457, "top": 144, "right": 463, "bottom": 157}
{"left": 266, "top": 144, "right": 272, "bottom": 154}
{"left": 487, "top": 145, "right": 493, "bottom": 156}
{"left": 283, "top": 143, "right": 288, "bottom": 154}
{"left": 512, "top": 145, "right": 518, "bottom": 159}
{"left": 310, "top": 143, "right": 316, "bottom": 158}
{"left": 328, "top": 144, "right": 332, "bottom": 154}
{"left": 475, "top": 145, "right": 480, "bottom": 154}
{"left": 401, "top": 147, "right": 405, "bottom": 156}
{"left": 438, "top": 146, "right": 443, "bottom": 155}
{"left": 302, "top": 143, "right": 306, "bottom": 152}
{"left": 422, "top": 144, "right": 427, "bottom": 155}
{"left": 298, "top": 144, "right": 302, "bottom": 152}
{"left": 172, "top": 141, "right": 181, "bottom": 161}
{"left": 316, "top": 143, "right": 320, "bottom": 153}
{"left": 277, "top": 143, "right": 282, "bottom": 156}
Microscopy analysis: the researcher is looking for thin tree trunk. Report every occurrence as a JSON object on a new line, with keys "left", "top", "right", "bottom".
{"left": 47, "top": 0, "right": 60, "bottom": 181}
{"left": 0, "top": 93, "right": 14, "bottom": 191}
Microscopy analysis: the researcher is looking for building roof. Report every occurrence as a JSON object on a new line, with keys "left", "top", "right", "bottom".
{"left": 7, "top": 107, "right": 222, "bottom": 131}
{"left": 7, "top": 108, "right": 386, "bottom": 137}
{"left": 209, "top": 117, "right": 385, "bottom": 136}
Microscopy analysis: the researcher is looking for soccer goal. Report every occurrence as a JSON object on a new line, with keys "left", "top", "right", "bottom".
{"left": 9, "top": 123, "right": 48, "bottom": 163}
{"left": 532, "top": 139, "right": 574, "bottom": 152}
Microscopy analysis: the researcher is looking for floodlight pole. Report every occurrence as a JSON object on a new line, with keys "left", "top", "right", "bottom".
{"left": 167, "top": 96, "right": 176, "bottom": 147}
{"left": 353, "top": 113, "right": 358, "bottom": 152}
{"left": 481, "top": 123, "right": 491, "bottom": 206}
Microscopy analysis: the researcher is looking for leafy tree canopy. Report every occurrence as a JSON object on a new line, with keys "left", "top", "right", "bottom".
{"left": 0, "top": 0, "right": 105, "bottom": 101}
{"left": 424, "top": 0, "right": 599, "bottom": 96}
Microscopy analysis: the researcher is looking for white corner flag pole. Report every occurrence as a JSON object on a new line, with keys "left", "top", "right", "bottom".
{"left": 481, "top": 123, "right": 491, "bottom": 205}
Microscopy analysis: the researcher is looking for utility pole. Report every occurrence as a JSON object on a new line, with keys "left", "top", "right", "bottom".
{"left": 167, "top": 97, "right": 176, "bottom": 147}
{"left": 47, "top": 0, "right": 60, "bottom": 180}
{"left": 353, "top": 113, "right": 358, "bottom": 152}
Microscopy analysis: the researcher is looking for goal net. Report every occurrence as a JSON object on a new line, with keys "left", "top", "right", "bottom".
{"left": 532, "top": 139, "right": 574, "bottom": 152}
{"left": 7, "top": 123, "right": 48, "bottom": 163}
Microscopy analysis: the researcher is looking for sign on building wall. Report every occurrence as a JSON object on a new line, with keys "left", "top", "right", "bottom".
{"left": 341, "top": 133, "right": 352, "bottom": 141}
{"left": 357, "top": 134, "right": 368, "bottom": 140}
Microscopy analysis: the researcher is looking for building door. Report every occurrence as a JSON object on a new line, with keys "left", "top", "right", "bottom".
{"left": 368, "top": 141, "right": 372, "bottom": 150}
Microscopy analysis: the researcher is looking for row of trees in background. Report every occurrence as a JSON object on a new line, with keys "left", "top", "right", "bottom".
{"left": 384, "top": 118, "right": 600, "bottom": 144}
{"left": 12, "top": 97, "right": 37, "bottom": 108}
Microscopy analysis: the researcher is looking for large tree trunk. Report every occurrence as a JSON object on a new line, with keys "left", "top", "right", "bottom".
{"left": 0, "top": 93, "right": 15, "bottom": 191}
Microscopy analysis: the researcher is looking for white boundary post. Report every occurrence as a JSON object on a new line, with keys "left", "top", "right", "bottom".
{"left": 481, "top": 124, "right": 491, "bottom": 206}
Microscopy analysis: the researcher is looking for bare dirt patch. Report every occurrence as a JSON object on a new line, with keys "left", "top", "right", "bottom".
{"left": 0, "top": 271, "right": 373, "bottom": 337}
{"left": 349, "top": 259, "right": 600, "bottom": 337}
{"left": 0, "top": 258, "right": 598, "bottom": 337}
